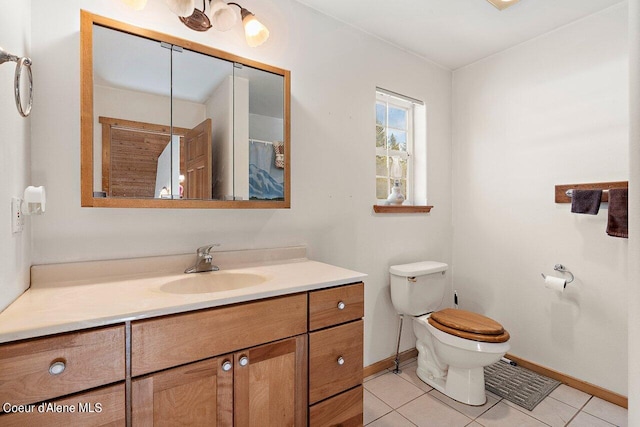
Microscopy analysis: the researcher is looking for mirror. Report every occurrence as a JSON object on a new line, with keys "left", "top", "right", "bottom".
{"left": 81, "top": 11, "right": 290, "bottom": 208}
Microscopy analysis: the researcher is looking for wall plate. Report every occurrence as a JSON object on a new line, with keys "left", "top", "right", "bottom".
{"left": 11, "top": 197, "right": 24, "bottom": 234}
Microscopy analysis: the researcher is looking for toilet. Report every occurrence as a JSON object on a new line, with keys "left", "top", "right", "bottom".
{"left": 389, "top": 261, "right": 510, "bottom": 406}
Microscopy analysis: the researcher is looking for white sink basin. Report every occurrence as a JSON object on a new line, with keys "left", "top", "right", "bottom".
{"left": 160, "top": 272, "right": 267, "bottom": 294}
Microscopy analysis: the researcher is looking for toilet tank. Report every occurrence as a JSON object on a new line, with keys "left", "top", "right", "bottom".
{"left": 389, "top": 261, "right": 448, "bottom": 316}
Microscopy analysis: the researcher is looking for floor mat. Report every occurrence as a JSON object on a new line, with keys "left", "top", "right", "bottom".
{"left": 484, "top": 360, "right": 561, "bottom": 411}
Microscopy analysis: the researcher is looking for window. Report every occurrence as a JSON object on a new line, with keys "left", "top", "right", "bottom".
{"left": 376, "top": 89, "right": 425, "bottom": 204}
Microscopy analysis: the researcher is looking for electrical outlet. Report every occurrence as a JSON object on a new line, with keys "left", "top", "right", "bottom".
{"left": 11, "top": 197, "right": 24, "bottom": 234}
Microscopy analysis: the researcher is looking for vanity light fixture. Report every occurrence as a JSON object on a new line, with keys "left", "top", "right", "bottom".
{"left": 122, "top": 0, "right": 148, "bottom": 11}
{"left": 486, "top": 0, "right": 520, "bottom": 10}
{"left": 127, "top": 0, "right": 269, "bottom": 46}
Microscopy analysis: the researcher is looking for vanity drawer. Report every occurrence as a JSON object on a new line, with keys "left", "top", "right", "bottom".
{"left": 0, "top": 326, "right": 125, "bottom": 407}
{"left": 309, "top": 320, "right": 363, "bottom": 404}
{"left": 0, "top": 383, "right": 125, "bottom": 427}
{"left": 309, "top": 386, "right": 363, "bottom": 427}
{"left": 309, "top": 282, "right": 364, "bottom": 331}
{"left": 132, "top": 293, "right": 307, "bottom": 376}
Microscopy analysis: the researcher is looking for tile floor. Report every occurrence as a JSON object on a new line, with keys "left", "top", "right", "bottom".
{"left": 364, "top": 359, "right": 628, "bottom": 427}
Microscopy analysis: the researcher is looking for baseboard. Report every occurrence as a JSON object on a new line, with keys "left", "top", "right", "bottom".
{"left": 363, "top": 349, "right": 627, "bottom": 409}
{"left": 363, "top": 348, "right": 418, "bottom": 379}
{"left": 505, "top": 353, "right": 628, "bottom": 409}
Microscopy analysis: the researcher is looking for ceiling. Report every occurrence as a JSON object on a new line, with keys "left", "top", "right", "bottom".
{"left": 294, "top": 0, "right": 625, "bottom": 70}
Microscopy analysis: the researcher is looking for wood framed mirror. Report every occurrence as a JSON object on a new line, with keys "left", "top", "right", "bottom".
{"left": 81, "top": 11, "right": 290, "bottom": 208}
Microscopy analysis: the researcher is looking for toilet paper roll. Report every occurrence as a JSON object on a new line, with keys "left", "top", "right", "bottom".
{"left": 544, "top": 275, "right": 566, "bottom": 292}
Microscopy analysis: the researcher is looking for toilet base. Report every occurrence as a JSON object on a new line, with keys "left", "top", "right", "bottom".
{"left": 416, "top": 364, "right": 488, "bottom": 406}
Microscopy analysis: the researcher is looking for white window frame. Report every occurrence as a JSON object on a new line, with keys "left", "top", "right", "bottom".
{"left": 376, "top": 90, "right": 415, "bottom": 203}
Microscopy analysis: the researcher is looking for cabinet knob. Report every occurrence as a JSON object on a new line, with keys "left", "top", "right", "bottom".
{"left": 221, "top": 360, "right": 232, "bottom": 372}
{"left": 49, "top": 361, "right": 66, "bottom": 375}
{"left": 239, "top": 356, "right": 249, "bottom": 367}
{"left": 337, "top": 301, "right": 346, "bottom": 310}
{"left": 337, "top": 356, "right": 345, "bottom": 366}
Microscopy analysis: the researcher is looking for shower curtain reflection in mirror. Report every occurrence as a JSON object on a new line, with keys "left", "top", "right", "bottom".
{"left": 249, "top": 139, "right": 284, "bottom": 200}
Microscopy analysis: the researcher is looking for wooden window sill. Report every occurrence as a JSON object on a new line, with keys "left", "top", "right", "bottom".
{"left": 373, "top": 205, "right": 433, "bottom": 213}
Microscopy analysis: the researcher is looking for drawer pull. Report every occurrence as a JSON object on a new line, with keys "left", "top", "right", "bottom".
{"left": 337, "top": 301, "right": 346, "bottom": 310}
{"left": 239, "top": 356, "right": 249, "bottom": 367}
{"left": 49, "top": 361, "right": 66, "bottom": 375}
{"left": 337, "top": 356, "right": 345, "bottom": 366}
{"left": 221, "top": 360, "right": 232, "bottom": 372}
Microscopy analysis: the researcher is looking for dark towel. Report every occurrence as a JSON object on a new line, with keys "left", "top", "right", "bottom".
{"left": 607, "top": 188, "right": 628, "bottom": 238}
{"left": 571, "top": 189, "right": 603, "bottom": 215}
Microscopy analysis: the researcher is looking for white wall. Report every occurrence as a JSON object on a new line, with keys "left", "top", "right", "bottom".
{"left": 0, "top": 0, "right": 31, "bottom": 312}
{"left": 452, "top": 4, "right": 629, "bottom": 395}
{"left": 29, "top": 0, "right": 453, "bottom": 366}
{"left": 628, "top": 0, "right": 639, "bottom": 421}
{"left": 233, "top": 76, "right": 250, "bottom": 199}
{"left": 250, "top": 113, "right": 284, "bottom": 142}
{"left": 206, "top": 77, "right": 234, "bottom": 199}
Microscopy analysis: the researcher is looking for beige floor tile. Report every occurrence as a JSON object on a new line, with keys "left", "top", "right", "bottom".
{"left": 364, "top": 389, "right": 393, "bottom": 425}
{"left": 396, "top": 361, "right": 434, "bottom": 393}
{"left": 397, "top": 394, "right": 473, "bottom": 427}
{"left": 582, "top": 397, "right": 628, "bottom": 427}
{"left": 568, "top": 412, "right": 616, "bottom": 427}
{"left": 549, "top": 384, "right": 592, "bottom": 409}
{"left": 475, "top": 402, "right": 549, "bottom": 427}
{"left": 367, "top": 411, "right": 417, "bottom": 427}
{"left": 503, "top": 395, "right": 579, "bottom": 427}
{"left": 466, "top": 423, "right": 483, "bottom": 427}
{"left": 429, "top": 389, "right": 500, "bottom": 419}
{"left": 365, "top": 372, "right": 425, "bottom": 409}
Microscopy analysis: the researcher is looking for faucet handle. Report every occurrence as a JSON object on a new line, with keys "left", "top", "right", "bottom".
{"left": 197, "top": 244, "right": 220, "bottom": 255}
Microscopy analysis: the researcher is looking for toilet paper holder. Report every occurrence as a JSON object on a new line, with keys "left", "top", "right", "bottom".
{"left": 541, "top": 264, "right": 574, "bottom": 284}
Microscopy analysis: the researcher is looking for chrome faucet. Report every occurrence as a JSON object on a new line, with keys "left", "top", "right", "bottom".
{"left": 185, "top": 244, "right": 220, "bottom": 274}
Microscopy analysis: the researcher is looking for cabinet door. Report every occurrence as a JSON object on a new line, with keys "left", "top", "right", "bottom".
{"left": 234, "top": 335, "right": 307, "bottom": 427}
{"left": 131, "top": 357, "right": 233, "bottom": 427}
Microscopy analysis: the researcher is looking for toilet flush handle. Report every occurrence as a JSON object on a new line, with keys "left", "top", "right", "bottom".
{"left": 408, "top": 277, "right": 417, "bottom": 283}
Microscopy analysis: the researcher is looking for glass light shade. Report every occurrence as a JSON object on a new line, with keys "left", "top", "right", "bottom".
{"left": 209, "top": 0, "right": 238, "bottom": 31}
{"left": 242, "top": 13, "right": 269, "bottom": 47}
{"left": 121, "top": 0, "right": 148, "bottom": 10}
{"left": 390, "top": 156, "right": 402, "bottom": 179}
{"left": 166, "top": 0, "right": 196, "bottom": 17}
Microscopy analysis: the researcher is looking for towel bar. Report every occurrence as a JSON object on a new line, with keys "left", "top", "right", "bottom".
{"left": 555, "top": 181, "right": 628, "bottom": 204}
{"left": 565, "top": 189, "right": 608, "bottom": 198}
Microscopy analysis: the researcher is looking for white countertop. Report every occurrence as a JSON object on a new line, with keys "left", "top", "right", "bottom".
{"left": 0, "top": 247, "right": 366, "bottom": 343}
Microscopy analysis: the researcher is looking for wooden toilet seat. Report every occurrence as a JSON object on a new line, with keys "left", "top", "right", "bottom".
{"left": 428, "top": 308, "right": 510, "bottom": 343}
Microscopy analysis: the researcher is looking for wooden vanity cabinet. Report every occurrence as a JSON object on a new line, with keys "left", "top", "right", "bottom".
{"left": 130, "top": 294, "right": 308, "bottom": 426}
{"left": 308, "top": 283, "right": 364, "bottom": 427}
{"left": 0, "top": 282, "right": 365, "bottom": 427}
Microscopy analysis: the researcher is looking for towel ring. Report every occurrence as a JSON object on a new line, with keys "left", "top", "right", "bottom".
{"left": 0, "top": 47, "right": 33, "bottom": 118}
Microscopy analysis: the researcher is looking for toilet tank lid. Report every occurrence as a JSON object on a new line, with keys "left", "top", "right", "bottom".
{"left": 389, "top": 261, "right": 448, "bottom": 277}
